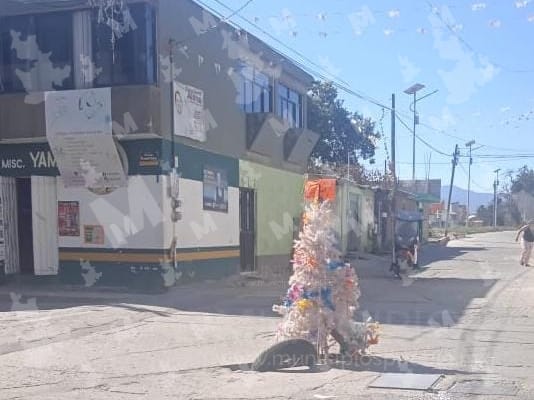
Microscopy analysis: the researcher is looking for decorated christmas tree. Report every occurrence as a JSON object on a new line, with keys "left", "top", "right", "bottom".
{"left": 273, "top": 179, "right": 379, "bottom": 358}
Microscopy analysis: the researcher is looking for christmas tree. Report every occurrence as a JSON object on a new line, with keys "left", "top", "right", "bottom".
{"left": 273, "top": 179, "right": 379, "bottom": 358}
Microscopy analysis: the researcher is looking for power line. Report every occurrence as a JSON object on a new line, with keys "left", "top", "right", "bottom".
{"left": 197, "top": 0, "right": 534, "bottom": 161}
{"left": 458, "top": 161, "right": 492, "bottom": 192}
{"left": 395, "top": 114, "right": 453, "bottom": 157}
{"left": 202, "top": 0, "right": 397, "bottom": 112}
{"left": 426, "top": 0, "right": 534, "bottom": 74}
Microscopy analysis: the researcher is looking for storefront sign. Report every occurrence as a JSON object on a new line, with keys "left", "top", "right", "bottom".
{"left": 138, "top": 151, "right": 160, "bottom": 167}
{"left": 84, "top": 225, "right": 105, "bottom": 245}
{"left": 0, "top": 143, "right": 59, "bottom": 176}
{"left": 0, "top": 140, "right": 166, "bottom": 177}
{"left": 45, "top": 88, "right": 127, "bottom": 191}
{"left": 58, "top": 201, "right": 80, "bottom": 237}
{"left": 203, "top": 166, "right": 228, "bottom": 212}
{"left": 173, "top": 81, "right": 206, "bottom": 142}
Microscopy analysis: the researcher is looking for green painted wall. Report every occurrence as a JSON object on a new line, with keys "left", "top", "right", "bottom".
{"left": 239, "top": 160, "right": 304, "bottom": 257}
{"left": 334, "top": 181, "right": 376, "bottom": 254}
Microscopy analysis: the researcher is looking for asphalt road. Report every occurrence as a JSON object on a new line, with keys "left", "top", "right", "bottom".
{"left": 0, "top": 231, "right": 533, "bottom": 399}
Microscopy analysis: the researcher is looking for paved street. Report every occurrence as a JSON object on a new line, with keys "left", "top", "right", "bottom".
{"left": 1, "top": 231, "right": 534, "bottom": 399}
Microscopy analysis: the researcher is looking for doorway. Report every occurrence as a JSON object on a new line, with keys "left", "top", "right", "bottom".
{"left": 239, "top": 188, "right": 256, "bottom": 272}
{"left": 16, "top": 178, "right": 34, "bottom": 274}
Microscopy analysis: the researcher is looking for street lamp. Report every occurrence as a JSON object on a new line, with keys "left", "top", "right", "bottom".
{"left": 403, "top": 83, "right": 438, "bottom": 182}
{"left": 465, "top": 140, "right": 475, "bottom": 227}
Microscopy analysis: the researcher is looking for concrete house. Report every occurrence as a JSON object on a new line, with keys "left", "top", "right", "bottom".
{"left": 0, "top": 0, "right": 319, "bottom": 288}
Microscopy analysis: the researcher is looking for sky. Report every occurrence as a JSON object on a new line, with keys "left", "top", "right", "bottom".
{"left": 201, "top": 0, "right": 534, "bottom": 193}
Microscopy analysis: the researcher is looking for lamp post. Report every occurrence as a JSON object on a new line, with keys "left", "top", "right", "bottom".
{"left": 493, "top": 168, "right": 501, "bottom": 229}
{"left": 403, "top": 84, "right": 438, "bottom": 182}
{"left": 465, "top": 140, "right": 475, "bottom": 227}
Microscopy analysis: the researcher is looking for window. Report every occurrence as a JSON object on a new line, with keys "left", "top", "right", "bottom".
{"left": 277, "top": 83, "right": 302, "bottom": 128}
{"left": 237, "top": 64, "right": 273, "bottom": 113}
{"left": 92, "top": 3, "right": 157, "bottom": 87}
{"left": 0, "top": 12, "right": 74, "bottom": 93}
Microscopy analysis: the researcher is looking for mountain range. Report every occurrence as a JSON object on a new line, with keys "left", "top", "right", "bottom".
{"left": 441, "top": 185, "right": 493, "bottom": 214}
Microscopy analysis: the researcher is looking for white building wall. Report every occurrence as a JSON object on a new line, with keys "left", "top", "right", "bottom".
{"left": 57, "top": 175, "right": 165, "bottom": 249}
{"left": 162, "top": 176, "right": 240, "bottom": 250}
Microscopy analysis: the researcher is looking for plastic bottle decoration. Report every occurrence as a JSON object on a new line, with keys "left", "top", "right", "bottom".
{"left": 272, "top": 179, "right": 380, "bottom": 358}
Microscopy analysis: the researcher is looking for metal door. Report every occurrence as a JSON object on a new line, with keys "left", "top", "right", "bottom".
{"left": 239, "top": 188, "right": 256, "bottom": 272}
{"left": 0, "top": 177, "right": 20, "bottom": 274}
{"left": 31, "top": 176, "right": 59, "bottom": 275}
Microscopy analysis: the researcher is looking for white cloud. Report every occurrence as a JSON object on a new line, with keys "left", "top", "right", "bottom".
{"left": 516, "top": 0, "right": 530, "bottom": 8}
{"left": 428, "top": 107, "right": 457, "bottom": 131}
{"left": 348, "top": 6, "right": 375, "bottom": 36}
{"left": 429, "top": 6, "right": 500, "bottom": 104}
{"left": 500, "top": 106, "right": 511, "bottom": 112}
{"left": 528, "top": 14, "right": 534, "bottom": 22}
{"left": 398, "top": 56, "right": 421, "bottom": 83}
{"left": 383, "top": 29, "right": 395, "bottom": 36}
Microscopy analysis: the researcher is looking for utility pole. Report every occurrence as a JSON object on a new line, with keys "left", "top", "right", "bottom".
{"left": 493, "top": 168, "right": 501, "bottom": 229}
{"left": 390, "top": 94, "right": 397, "bottom": 267}
{"left": 465, "top": 140, "right": 475, "bottom": 227}
{"left": 444, "top": 144, "right": 460, "bottom": 237}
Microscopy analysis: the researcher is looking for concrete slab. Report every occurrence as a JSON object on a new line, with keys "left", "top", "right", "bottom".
{"left": 368, "top": 373, "right": 442, "bottom": 390}
{"left": 450, "top": 380, "right": 519, "bottom": 396}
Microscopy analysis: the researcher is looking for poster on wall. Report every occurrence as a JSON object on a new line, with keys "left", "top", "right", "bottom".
{"left": 58, "top": 201, "right": 80, "bottom": 236}
{"left": 44, "top": 88, "right": 127, "bottom": 191}
{"left": 173, "top": 81, "right": 206, "bottom": 142}
{"left": 84, "top": 225, "right": 105, "bottom": 245}
{"left": 203, "top": 166, "right": 228, "bottom": 212}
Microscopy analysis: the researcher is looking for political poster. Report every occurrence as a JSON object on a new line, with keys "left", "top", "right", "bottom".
{"left": 44, "top": 88, "right": 127, "bottom": 191}
{"left": 58, "top": 201, "right": 80, "bottom": 237}
{"left": 203, "top": 166, "right": 228, "bottom": 213}
{"left": 173, "top": 82, "right": 206, "bottom": 142}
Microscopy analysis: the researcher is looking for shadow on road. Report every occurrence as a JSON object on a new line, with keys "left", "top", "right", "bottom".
{"left": 223, "top": 355, "right": 469, "bottom": 375}
{"left": 357, "top": 277, "right": 497, "bottom": 327}
{"left": 0, "top": 241, "right": 498, "bottom": 329}
{"left": 420, "top": 244, "right": 487, "bottom": 265}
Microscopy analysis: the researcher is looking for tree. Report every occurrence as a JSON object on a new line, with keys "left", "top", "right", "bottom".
{"left": 476, "top": 197, "right": 521, "bottom": 227}
{"left": 511, "top": 165, "right": 534, "bottom": 195}
{"left": 307, "top": 81, "right": 380, "bottom": 166}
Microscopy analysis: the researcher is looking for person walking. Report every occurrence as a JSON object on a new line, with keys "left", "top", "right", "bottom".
{"left": 515, "top": 221, "right": 534, "bottom": 266}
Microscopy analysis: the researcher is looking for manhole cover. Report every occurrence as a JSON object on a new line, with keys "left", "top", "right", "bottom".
{"left": 368, "top": 373, "right": 442, "bottom": 390}
{"left": 450, "top": 380, "right": 519, "bottom": 396}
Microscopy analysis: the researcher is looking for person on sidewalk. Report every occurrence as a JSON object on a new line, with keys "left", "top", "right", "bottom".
{"left": 515, "top": 221, "right": 534, "bottom": 266}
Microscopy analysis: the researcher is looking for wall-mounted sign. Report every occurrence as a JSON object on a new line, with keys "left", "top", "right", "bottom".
{"left": 84, "top": 225, "right": 105, "bottom": 245}
{"left": 203, "top": 166, "right": 228, "bottom": 213}
{"left": 173, "top": 81, "right": 206, "bottom": 142}
{"left": 138, "top": 151, "right": 160, "bottom": 167}
{"left": 58, "top": 201, "right": 80, "bottom": 237}
{"left": 44, "top": 88, "right": 127, "bottom": 192}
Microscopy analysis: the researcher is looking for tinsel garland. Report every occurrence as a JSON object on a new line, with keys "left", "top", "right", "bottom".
{"left": 273, "top": 200, "right": 379, "bottom": 357}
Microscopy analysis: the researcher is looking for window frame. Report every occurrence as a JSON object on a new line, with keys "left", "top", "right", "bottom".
{"left": 0, "top": 11, "right": 75, "bottom": 94}
{"left": 276, "top": 83, "right": 302, "bottom": 128}
{"left": 237, "top": 64, "right": 273, "bottom": 114}
{"left": 91, "top": 2, "right": 158, "bottom": 88}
